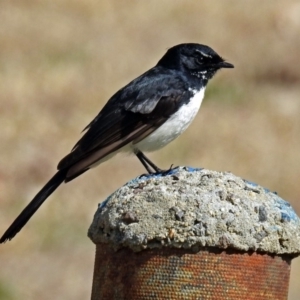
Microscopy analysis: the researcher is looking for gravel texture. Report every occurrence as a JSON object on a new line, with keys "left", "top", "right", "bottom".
{"left": 88, "top": 167, "right": 300, "bottom": 255}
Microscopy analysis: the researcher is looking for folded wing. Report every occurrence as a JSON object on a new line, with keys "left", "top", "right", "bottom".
{"left": 58, "top": 67, "right": 188, "bottom": 181}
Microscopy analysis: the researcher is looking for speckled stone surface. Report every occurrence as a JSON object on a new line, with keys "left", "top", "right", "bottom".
{"left": 88, "top": 167, "right": 300, "bottom": 255}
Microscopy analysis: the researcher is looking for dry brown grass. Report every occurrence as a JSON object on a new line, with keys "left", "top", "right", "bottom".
{"left": 0, "top": 1, "right": 300, "bottom": 299}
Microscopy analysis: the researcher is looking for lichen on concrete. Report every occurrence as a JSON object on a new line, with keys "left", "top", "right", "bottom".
{"left": 88, "top": 167, "right": 300, "bottom": 255}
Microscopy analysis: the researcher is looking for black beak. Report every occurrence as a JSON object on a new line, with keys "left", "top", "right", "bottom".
{"left": 218, "top": 61, "right": 234, "bottom": 68}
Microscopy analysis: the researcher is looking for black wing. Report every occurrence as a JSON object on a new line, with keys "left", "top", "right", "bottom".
{"left": 58, "top": 66, "right": 189, "bottom": 181}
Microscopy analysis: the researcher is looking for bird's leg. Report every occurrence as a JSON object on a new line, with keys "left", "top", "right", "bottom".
{"left": 136, "top": 151, "right": 179, "bottom": 176}
{"left": 135, "top": 151, "right": 162, "bottom": 174}
{"left": 135, "top": 151, "right": 155, "bottom": 174}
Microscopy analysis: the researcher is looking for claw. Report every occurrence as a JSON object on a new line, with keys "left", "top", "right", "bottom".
{"left": 155, "top": 164, "right": 179, "bottom": 176}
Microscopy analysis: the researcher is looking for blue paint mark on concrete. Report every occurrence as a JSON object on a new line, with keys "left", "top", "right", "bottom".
{"left": 244, "top": 179, "right": 298, "bottom": 223}
{"left": 275, "top": 196, "right": 298, "bottom": 222}
{"left": 99, "top": 197, "right": 110, "bottom": 209}
{"left": 281, "top": 212, "right": 291, "bottom": 222}
{"left": 243, "top": 179, "right": 276, "bottom": 194}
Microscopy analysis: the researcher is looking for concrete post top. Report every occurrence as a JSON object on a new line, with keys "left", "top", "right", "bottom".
{"left": 88, "top": 167, "right": 300, "bottom": 255}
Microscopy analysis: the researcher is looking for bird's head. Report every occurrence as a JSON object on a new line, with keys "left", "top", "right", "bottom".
{"left": 157, "top": 43, "right": 234, "bottom": 81}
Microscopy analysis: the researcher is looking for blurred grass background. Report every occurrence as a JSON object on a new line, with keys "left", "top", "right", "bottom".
{"left": 0, "top": 0, "right": 300, "bottom": 299}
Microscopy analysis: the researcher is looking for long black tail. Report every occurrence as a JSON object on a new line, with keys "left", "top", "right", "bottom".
{"left": 0, "top": 169, "right": 68, "bottom": 243}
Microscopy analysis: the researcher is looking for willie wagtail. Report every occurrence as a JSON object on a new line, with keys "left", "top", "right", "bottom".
{"left": 0, "top": 43, "right": 233, "bottom": 243}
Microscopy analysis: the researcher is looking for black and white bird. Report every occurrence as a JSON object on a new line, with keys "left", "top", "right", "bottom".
{"left": 0, "top": 43, "right": 233, "bottom": 243}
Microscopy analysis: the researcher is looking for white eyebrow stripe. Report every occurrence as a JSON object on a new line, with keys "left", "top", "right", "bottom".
{"left": 195, "top": 50, "right": 212, "bottom": 58}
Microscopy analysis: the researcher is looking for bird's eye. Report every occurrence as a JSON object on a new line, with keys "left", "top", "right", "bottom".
{"left": 196, "top": 56, "right": 206, "bottom": 65}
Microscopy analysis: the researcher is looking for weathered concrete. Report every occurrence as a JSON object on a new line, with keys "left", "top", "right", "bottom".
{"left": 88, "top": 167, "right": 300, "bottom": 255}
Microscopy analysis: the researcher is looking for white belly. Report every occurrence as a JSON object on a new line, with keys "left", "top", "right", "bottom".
{"left": 134, "top": 88, "right": 205, "bottom": 152}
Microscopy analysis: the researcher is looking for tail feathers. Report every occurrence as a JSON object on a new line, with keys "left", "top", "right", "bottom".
{"left": 0, "top": 169, "right": 68, "bottom": 243}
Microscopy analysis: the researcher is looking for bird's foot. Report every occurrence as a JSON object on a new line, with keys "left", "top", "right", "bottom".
{"left": 139, "top": 165, "right": 179, "bottom": 178}
{"left": 155, "top": 164, "right": 179, "bottom": 176}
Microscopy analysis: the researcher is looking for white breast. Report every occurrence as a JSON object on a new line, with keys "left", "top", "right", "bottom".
{"left": 134, "top": 88, "right": 205, "bottom": 152}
